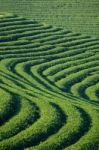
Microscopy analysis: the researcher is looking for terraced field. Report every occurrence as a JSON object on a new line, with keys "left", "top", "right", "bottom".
{"left": 0, "top": 0, "right": 99, "bottom": 37}
{"left": 0, "top": 14, "right": 99, "bottom": 150}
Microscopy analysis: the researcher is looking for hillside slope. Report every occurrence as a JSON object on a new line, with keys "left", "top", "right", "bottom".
{"left": 0, "top": 14, "right": 99, "bottom": 150}
{"left": 0, "top": 0, "right": 99, "bottom": 37}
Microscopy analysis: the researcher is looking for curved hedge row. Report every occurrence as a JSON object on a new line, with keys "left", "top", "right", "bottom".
{"left": 0, "top": 14, "right": 99, "bottom": 150}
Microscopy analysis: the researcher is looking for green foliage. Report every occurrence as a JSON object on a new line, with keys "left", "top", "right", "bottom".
{"left": 0, "top": 14, "right": 99, "bottom": 150}
{"left": 0, "top": 0, "right": 99, "bottom": 37}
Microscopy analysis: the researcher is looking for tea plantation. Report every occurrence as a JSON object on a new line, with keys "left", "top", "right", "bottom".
{"left": 0, "top": 1, "right": 99, "bottom": 150}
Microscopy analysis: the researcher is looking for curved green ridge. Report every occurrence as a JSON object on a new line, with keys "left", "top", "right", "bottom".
{"left": 0, "top": 15, "right": 99, "bottom": 150}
